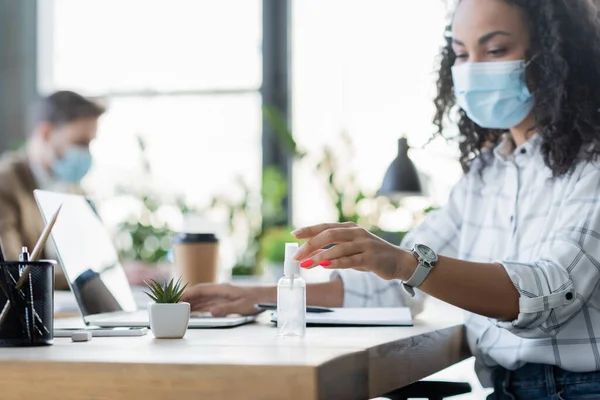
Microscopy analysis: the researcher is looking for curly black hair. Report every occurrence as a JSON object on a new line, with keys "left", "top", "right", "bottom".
{"left": 433, "top": 0, "right": 600, "bottom": 176}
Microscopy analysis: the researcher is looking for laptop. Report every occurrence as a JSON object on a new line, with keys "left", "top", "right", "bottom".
{"left": 34, "top": 189, "right": 255, "bottom": 328}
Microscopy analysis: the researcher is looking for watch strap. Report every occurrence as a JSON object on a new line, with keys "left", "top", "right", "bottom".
{"left": 402, "top": 282, "right": 417, "bottom": 297}
{"left": 402, "top": 245, "right": 437, "bottom": 297}
{"left": 402, "top": 259, "right": 433, "bottom": 298}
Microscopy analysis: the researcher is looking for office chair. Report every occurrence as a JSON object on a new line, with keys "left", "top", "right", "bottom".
{"left": 383, "top": 380, "right": 472, "bottom": 400}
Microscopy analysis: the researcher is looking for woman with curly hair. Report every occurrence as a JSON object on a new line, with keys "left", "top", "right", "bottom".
{"left": 184, "top": 0, "right": 600, "bottom": 397}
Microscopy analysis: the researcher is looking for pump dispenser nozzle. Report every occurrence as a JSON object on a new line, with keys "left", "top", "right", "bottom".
{"left": 284, "top": 243, "right": 299, "bottom": 275}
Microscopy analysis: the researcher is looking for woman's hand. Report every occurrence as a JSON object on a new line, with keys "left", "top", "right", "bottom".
{"left": 292, "top": 222, "right": 415, "bottom": 281}
{"left": 181, "top": 284, "right": 273, "bottom": 317}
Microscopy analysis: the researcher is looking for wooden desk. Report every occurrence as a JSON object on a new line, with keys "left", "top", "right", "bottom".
{"left": 1, "top": 302, "right": 468, "bottom": 400}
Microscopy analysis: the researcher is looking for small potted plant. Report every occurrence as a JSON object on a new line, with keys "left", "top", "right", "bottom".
{"left": 144, "top": 277, "right": 190, "bottom": 339}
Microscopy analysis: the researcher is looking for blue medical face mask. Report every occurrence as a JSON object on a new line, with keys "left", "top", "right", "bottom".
{"left": 451, "top": 60, "right": 534, "bottom": 129}
{"left": 51, "top": 145, "right": 93, "bottom": 184}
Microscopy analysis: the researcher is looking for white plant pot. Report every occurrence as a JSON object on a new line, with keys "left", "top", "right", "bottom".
{"left": 148, "top": 302, "right": 190, "bottom": 339}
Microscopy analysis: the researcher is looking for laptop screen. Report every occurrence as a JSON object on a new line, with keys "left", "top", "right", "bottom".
{"left": 34, "top": 190, "right": 137, "bottom": 317}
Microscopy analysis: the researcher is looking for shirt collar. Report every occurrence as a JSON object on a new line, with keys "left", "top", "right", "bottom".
{"left": 493, "top": 133, "right": 541, "bottom": 163}
{"left": 29, "top": 161, "right": 72, "bottom": 192}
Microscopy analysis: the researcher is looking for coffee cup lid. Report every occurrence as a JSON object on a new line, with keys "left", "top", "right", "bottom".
{"left": 172, "top": 232, "right": 218, "bottom": 244}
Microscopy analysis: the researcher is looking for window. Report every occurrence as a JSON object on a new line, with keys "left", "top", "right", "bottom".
{"left": 292, "top": 0, "right": 462, "bottom": 231}
{"left": 38, "top": 0, "right": 263, "bottom": 232}
{"left": 39, "top": 0, "right": 261, "bottom": 94}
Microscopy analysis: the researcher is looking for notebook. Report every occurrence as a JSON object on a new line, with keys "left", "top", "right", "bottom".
{"left": 271, "top": 307, "right": 413, "bottom": 326}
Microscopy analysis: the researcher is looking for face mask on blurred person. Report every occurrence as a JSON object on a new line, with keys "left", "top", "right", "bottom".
{"left": 51, "top": 145, "right": 93, "bottom": 184}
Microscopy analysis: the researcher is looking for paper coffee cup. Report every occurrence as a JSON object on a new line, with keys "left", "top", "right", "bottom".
{"left": 172, "top": 233, "right": 219, "bottom": 286}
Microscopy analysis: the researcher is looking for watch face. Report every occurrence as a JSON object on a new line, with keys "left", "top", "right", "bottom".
{"left": 416, "top": 244, "right": 437, "bottom": 262}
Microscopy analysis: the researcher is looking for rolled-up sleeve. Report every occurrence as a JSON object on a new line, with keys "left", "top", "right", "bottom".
{"left": 333, "top": 175, "right": 469, "bottom": 317}
{"left": 496, "top": 163, "right": 600, "bottom": 338}
{"left": 332, "top": 268, "right": 427, "bottom": 316}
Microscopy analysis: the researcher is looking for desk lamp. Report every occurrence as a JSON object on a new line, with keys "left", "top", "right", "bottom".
{"left": 377, "top": 136, "right": 422, "bottom": 200}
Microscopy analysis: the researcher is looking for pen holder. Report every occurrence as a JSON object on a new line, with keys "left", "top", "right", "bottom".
{"left": 0, "top": 260, "right": 55, "bottom": 347}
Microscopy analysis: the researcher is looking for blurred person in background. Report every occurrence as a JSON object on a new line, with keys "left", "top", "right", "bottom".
{"left": 0, "top": 90, "right": 104, "bottom": 289}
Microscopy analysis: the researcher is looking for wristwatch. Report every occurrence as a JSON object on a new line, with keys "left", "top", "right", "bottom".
{"left": 402, "top": 244, "right": 438, "bottom": 297}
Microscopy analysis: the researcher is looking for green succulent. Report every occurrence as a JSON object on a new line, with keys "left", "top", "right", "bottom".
{"left": 143, "top": 277, "right": 188, "bottom": 304}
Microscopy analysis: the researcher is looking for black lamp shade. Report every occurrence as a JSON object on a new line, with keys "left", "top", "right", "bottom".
{"left": 378, "top": 137, "right": 422, "bottom": 198}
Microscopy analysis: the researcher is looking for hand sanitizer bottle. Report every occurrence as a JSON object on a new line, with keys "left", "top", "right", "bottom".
{"left": 277, "top": 243, "right": 306, "bottom": 337}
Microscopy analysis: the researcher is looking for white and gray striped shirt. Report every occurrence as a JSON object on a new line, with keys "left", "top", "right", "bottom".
{"left": 335, "top": 134, "right": 600, "bottom": 386}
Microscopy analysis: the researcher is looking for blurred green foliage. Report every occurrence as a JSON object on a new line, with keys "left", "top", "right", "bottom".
{"left": 220, "top": 106, "right": 422, "bottom": 275}
{"left": 263, "top": 106, "right": 405, "bottom": 228}
{"left": 216, "top": 165, "right": 290, "bottom": 276}
{"left": 260, "top": 227, "right": 296, "bottom": 263}
{"left": 114, "top": 136, "right": 196, "bottom": 264}
{"left": 115, "top": 200, "right": 172, "bottom": 263}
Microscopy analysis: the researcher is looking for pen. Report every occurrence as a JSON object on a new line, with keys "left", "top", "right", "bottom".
{"left": 19, "top": 246, "right": 29, "bottom": 262}
{"left": 254, "top": 303, "right": 334, "bottom": 313}
{"left": 15, "top": 203, "right": 62, "bottom": 290}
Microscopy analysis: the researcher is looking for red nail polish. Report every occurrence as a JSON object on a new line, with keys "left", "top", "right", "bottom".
{"left": 300, "top": 259, "right": 314, "bottom": 268}
{"left": 319, "top": 260, "right": 332, "bottom": 267}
